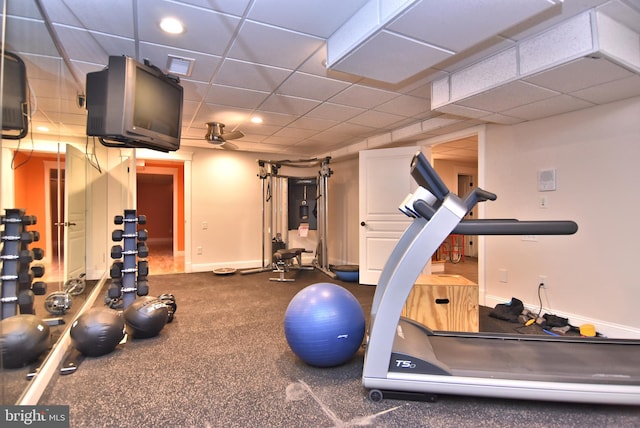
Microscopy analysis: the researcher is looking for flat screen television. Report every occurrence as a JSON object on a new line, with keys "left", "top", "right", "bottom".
{"left": 86, "top": 55, "right": 183, "bottom": 152}
{"left": 1, "top": 51, "right": 29, "bottom": 139}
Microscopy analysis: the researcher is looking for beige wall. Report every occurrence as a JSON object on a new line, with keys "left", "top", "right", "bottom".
{"left": 483, "top": 95, "right": 640, "bottom": 337}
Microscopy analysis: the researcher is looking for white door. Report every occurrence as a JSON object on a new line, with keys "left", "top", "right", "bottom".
{"left": 64, "top": 145, "right": 86, "bottom": 281}
{"left": 359, "top": 146, "right": 422, "bottom": 285}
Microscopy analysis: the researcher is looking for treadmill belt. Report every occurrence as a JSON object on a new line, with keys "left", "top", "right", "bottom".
{"left": 429, "top": 335, "right": 640, "bottom": 384}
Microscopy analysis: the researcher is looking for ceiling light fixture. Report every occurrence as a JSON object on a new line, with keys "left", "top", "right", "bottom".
{"left": 36, "top": 126, "right": 49, "bottom": 132}
{"left": 251, "top": 116, "right": 263, "bottom": 124}
{"left": 160, "top": 17, "right": 184, "bottom": 34}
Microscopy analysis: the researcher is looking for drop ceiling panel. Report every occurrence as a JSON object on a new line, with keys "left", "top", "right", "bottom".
{"left": 48, "top": 0, "right": 134, "bottom": 36}
{"left": 204, "top": 85, "right": 270, "bottom": 110}
{"left": 348, "top": 110, "right": 406, "bottom": 128}
{"left": 277, "top": 72, "right": 351, "bottom": 101}
{"left": 228, "top": 21, "right": 324, "bottom": 69}
{"left": 502, "top": 94, "right": 595, "bottom": 121}
{"left": 328, "top": 85, "right": 398, "bottom": 109}
{"left": 523, "top": 57, "right": 634, "bottom": 93}
{"left": 259, "top": 94, "right": 321, "bottom": 116}
{"left": 456, "top": 81, "right": 560, "bottom": 112}
{"left": 330, "top": 30, "right": 454, "bottom": 83}
{"left": 178, "top": 0, "right": 251, "bottom": 16}
{"left": 247, "top": 0, "right": 369, "bottom": 37}
{"left": 570, "top": 74, "right": 640, "bottom": 104}
{"left": 388, "top": 0, "right": 556, "bottom": 51}
{"left": 137, "top": 0, "right": 240, "bottom": 56}
{"left": 214, "top": 59, "right": 292, "bottom": 92}
{"left": 53, "top": 25, "right": 134, "bottom": 65}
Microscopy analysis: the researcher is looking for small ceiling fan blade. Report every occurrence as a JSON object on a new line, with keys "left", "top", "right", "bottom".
{"left": 224, "top": 130, "right": 244, "bottom": 140}
{"left": 222, "top": 140, "right": 238, "bottom": 150}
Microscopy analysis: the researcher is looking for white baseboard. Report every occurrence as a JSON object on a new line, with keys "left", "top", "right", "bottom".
{"left": 485, "top": 294, "right": 640, "bottom": 339}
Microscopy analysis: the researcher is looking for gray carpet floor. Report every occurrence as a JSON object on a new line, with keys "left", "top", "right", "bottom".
{"left": 37, "top": 270, "right": 640, "bottom": 427}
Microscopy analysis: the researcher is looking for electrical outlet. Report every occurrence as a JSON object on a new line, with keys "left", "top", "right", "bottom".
{"left": 197, "top": 246, "right": 203, "bottom": 255}
{"left": 539, "top": 275, "right": 547, "bottom": 289}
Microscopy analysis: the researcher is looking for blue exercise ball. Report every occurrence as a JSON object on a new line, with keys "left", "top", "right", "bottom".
{"left": 284, "top": 282, "right": 365, "bottom": 367}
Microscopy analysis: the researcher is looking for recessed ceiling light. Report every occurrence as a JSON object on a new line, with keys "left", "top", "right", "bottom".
{"left": 251, "top": 116, "right": 263, "bottom": 124}
{"left": 160, "top": 17, "right": 184, "bottom": 34}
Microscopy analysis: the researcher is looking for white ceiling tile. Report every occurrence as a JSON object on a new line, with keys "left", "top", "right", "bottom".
{"left": 53, "top": 25, "right": 135, "bottom": 65}
{"left": 228, "top": 20, "right": 324, "bottom": 69}
{"left": 247, "top": 0, "right": 368, "bottom": 37}
{"left": 298, "top": 48, "right": 363, "bottom": 83}
{"left": 348, "top": 110, "right": 406, "bottom": 128}
{"left": 456, "top": 81, "right": 560, "bottom": 112}
{"left": 52, "top": 0, "right": 134, "bottom": 36}
{"left": 259, "top": 94, "right": 321, "bottom": 116}
{"left": 205, "top": 85, "right": 270, "bottom": 109}
{"left": 288, "top": 117, "right": 340, "bottom": 131}
{"left": 375, "top": 94, "right": 429, "bottom": 117}
{"left": 329, "top": 85, "right": 398, "bottom": 109}
{"left": 501, "top": 94, "right": 595, "bottom": 121}
{"left": 305, "top": 103, "right": 365, "bottom": 121}
{"left": 274, "top": 127, "right": 318, "bottom": 139}
{"left": 176, "top": 0, "right": 252, "bottom": 16}
{"left": 330, "top": 30, "right": 453, "bottom": 83}
{"left": 278, "top": 72, "right": 351, "bottom": 101}
{"left": 137, "top": 0, "right": 241, "bottom": 56}
{"left": 570, "top": 74, "right": 640, "bottom": 104}
{"left": 214, "top": 59, "right": 292, "bottom": 92}
{"left": 388, "top": 0, "right": 555, "bottom": 52}
{"left": 524, "top": 57, "right": 634, "bottom": 93}
{"left": 5, "top": 18, "right": 59, "bottom": 57}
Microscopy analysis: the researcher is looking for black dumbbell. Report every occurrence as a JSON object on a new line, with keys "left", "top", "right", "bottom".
{"left": 31, "top": 264, "right": 45, "bottom": 278}
{"left": 108, "top": 280, "right": 122, "bottom": 299}
{"left": 21, "top": 215, "right": 37, "bottom": 225}
{"left": 111, "top": 245, "right": 123, "bottom": 259}
{"left": 32, "top": 281, "right": 47, "bottom": 295}
{"left": 114, "top": 215, "right": 124, "bottom": 225}
{"left": 17, "top": 289, "right": 35, "bottom": 306}
{"left": 19, "top": 249, "right": 34, "bottom": 263}
{"left": 138, "top": 215, "right": 147, "bottom": 225}
{"left": 110, "top": 261, "right": 124, "bottom": 278}
{"left": 137, "top": 229, "right": 148, "bottom": 241}
{"left": 18, "top": 270, "right": 34, "bottom": 284}
{"left": 137, "top": 243, "right": 149, "bottom": 258}
{"left": 137, "top": 280, "right": 149, "bottom": 296}
{"left": 32, "top": 247, "right": 44, "bottom": 260}
{"left": 20, "top": 231, "right": 35, "bottom": 243}
{"left": 112, "top": 229, "right": 123, "bottom": 241}
{"left": 138, "top": 260, "right": 149, "bottom": 276}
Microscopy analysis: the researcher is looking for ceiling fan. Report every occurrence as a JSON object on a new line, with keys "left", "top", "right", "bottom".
{"left": 201, "top": 122, "right": 244, "bottom": 149}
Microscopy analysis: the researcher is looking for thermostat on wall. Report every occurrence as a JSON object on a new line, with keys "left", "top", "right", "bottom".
{"left": 538, "top": 168, "right": 556, "bottom": 192}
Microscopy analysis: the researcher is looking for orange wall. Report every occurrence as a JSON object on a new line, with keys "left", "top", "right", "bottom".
{"left": 12, "top": 152, "right": 62, "bottom": 250}
{"left": 137, "top": 160, "right": 184, "bottom": 251}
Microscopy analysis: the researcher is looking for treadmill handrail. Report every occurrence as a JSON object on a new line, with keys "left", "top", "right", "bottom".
{"left": 410, "top": 151, "right": 449, "bottom": 201}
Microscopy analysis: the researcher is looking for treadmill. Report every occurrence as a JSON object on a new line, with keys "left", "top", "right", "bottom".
{"left": 362, "top": 151, "right": 640, "bottom": 405}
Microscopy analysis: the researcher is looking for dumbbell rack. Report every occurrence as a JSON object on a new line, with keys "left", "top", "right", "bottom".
{"left": 1, "top": 208, "right": 46, "bottom": 319}
{"left": 108, "top": 209, "right": 149, "bottom": 309}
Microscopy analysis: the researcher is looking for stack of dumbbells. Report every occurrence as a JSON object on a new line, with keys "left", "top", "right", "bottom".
{"left": 107, "top": 209, "right": 149, "bottom": 309}
{"left": 1, "top": 209, "right": 46, "bottom": 319}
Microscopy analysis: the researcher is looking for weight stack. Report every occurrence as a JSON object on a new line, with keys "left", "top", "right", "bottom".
{"left": 0, "top": 209, "right": 46, "bottom": 319}
{"left": 109, "top": 209, "right": 149, "bottom": 309}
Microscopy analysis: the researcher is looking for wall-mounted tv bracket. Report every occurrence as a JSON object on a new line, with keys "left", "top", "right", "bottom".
{"left": 107, "top": 209, "right": 149, "bottom": 309}
{"left": 1, "top": 209, "right": 46, "bottom": 319}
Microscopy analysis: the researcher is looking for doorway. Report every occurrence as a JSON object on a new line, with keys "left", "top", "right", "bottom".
{"left": 136, "top": 162, "right": 185, "bottom": 275}
{"left": 431, "top": 135, "right": 479, "bottom": 282}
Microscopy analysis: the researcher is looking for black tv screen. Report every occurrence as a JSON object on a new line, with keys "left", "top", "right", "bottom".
{"left": 1, "top": 51, "right": 29, "bottom": 139}
{"left": 86, "top": 55, "right": 183, "bottom": 152}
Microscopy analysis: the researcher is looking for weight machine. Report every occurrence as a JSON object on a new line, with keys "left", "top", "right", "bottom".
{"left": 241, "top": 157, "right": 334, "bottom": 279}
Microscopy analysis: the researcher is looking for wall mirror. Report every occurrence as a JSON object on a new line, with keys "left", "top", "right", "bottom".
{"left": 1, "top": 0, "right": 104, "bottom": 405}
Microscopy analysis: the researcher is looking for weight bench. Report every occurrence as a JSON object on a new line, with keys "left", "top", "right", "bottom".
{"left": 270, "top": 248, "right": 313, "bottom": 282}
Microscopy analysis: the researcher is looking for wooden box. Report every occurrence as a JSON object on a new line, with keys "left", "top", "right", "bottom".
{"left": 402, "top": 274, "right": 478, "bottom": 332}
